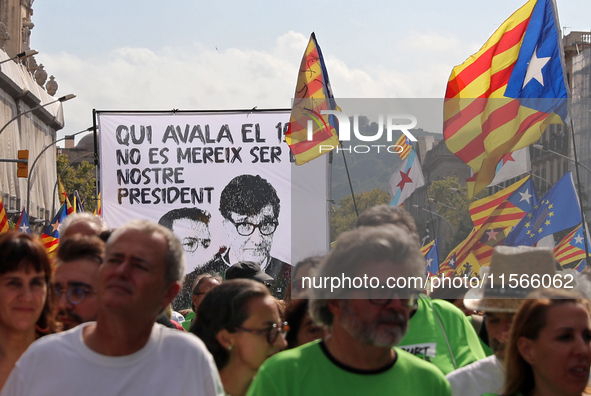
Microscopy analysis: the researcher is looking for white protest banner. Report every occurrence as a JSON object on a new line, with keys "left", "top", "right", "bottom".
{"left": 97, "top": 110, "right": 329, "bottom": 302}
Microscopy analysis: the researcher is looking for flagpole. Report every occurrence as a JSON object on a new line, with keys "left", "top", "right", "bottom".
{"left": 569, "top": 119, "right": 590, "bottom": 263}
{"left": 339, "top": 142, "right": 359, "bottom": 218}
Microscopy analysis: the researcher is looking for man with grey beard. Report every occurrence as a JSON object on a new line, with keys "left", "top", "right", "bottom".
{"left": 247, "top": 225, "right": 451, "bottom": 396}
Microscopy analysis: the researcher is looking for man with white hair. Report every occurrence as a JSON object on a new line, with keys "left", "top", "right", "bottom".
{"left": 247, "top": 225, "right": 451, "bottom": 396}
{"left": 60, "top": 212, "right": 108, "bottom": 239}
{"left": 2, "top": 219, "right": 224, "bottom": 396}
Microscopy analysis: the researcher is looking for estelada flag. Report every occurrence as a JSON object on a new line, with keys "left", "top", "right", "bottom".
{"left": 286, "top": 32, "right": 340, "bottom": 165}
{"left": 553, "top": 223, "right": 590, "bottom": 266}
{"left": 15, "top": 208, "right": 32, "bottom": 234}
{"left": 421, "top": 239, "right": 439, "bottom": 276}
{"left": 58, "top": 177, "right": 74, "bottom": 215}
{"left": 444, "top": 0, "right": 568, "bottom": 198}
{"left": 40, "top": 202, "right": 67, "bottom": 259}
{"left": 0, "top": 195, "right": 9, "bottom": 233}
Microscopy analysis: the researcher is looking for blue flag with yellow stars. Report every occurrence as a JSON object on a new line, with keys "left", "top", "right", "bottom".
{"left": 505, "top": 172, "right": 581, "bottom": 246}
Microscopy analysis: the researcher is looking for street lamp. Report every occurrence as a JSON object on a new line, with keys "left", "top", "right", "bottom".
{"left": 26, "top": 126, "right": 95, "bottom": 219}
{"left": 428, "top": 197, "right": 455, "bottom": 210}
{"left": 0, "top": 93, "right": 76, "bottom": 137}
{"left": 412, "top": 204, "right": 456, "bottom": 236}
{"left": 0, "top": 49, "right": 38, "bottom": 66}
{"left": 532, "top": 144, "right": 591, "bottom": 175}
{"left": 530, "top": 173, "right": 552, "bottom": 188}
{"left": 450, "top": 188, "right": 467, "bottom": 196}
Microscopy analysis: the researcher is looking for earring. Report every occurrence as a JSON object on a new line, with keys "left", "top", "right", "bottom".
{"left": 228, "top": 345, "right": 233, "bottom": 351}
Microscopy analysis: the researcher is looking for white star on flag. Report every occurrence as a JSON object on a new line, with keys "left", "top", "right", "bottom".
{"left": 574, "top": 234, "right": 584, "bottom": 245}
{"left": 519, "top": 188, "right": 533, "bottom": 204}
{"left": 522, "top": 46, "right": 551, "bottom": 88}
{"left": 51, "top": 220, "right": 61, "bottom": 233}
{"left": 19, "top": 224, "right": 29, "bottom": 233}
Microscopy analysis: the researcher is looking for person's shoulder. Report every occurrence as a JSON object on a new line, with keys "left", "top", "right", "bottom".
{"left": 262, "top": 340, "right": 322, "bottom": 369}
{"left": 30, "top": 325, "right": 81, "bottom": 350}
{"left": 429, "top": 298, "right": 472, "bottom": 322}
{"left": 157, "top": 323, "right": 204, "bottom": 345}
{"left": 446, "top": 355, "right": 499, "bottom": 380}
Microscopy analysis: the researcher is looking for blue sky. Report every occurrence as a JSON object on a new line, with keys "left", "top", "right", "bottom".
{"left": 29, "top": 0, "right": 591, "bottom": 140}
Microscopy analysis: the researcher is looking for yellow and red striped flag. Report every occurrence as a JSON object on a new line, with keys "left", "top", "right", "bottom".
{"left": 554, "top": 224, "right": 590, "bottom": 266}
{"left": 441, "top": 176, "right": 536, "bottom": 269}
{"left": 444, "top": 0, "right": 568, "bottom": 198}
{"left": 286, "top": 32, "right": 340, "bottom": 165}
{"left": 0, "top": 195, "right": 9, "bottom": 233}
{"left": 94, "top": 192, "right": 102, "bottom": 216}
{"left": 58, "top": 178, "right": 74, "bottom": 215}
{"left": 394, "top": 134, "right": 413, "bottom": 160}
{"left": 40, "top": 202, "right": 67, "bottom": 260}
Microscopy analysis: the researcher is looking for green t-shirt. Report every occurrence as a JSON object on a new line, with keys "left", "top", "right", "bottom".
{"left": 247, "top": 340, "right": 451, "bottom": 396}
{"left": 397, "top": 296, "right": 486, "bottom": 375}
{"left": 181, "top": 311, "right": 195, "bottom": 332}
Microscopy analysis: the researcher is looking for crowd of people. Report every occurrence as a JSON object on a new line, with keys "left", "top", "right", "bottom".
{"left": 0, "top": 206, "right": 590, "bottom": 396}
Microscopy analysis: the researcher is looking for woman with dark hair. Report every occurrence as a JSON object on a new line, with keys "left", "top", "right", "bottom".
{"left": 191, "top": 279, "right": 288, "bottom": 396}
{"left": 504, "top": 288, "right": 591, "bottom": 396}
{"left": 284, "top": 299, "right": 327, "bottom": 349}
{"left": 0, "top": 232, "right": 58, "bottom": 390}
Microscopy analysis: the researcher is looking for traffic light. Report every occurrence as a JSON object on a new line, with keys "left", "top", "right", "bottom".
{"left": 17, "top": 150, "right": 28, "bottom": 178}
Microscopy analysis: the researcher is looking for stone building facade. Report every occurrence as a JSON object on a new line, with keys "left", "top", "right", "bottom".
{"left": 0, "top": 0, "right": 65, "bottom": 228}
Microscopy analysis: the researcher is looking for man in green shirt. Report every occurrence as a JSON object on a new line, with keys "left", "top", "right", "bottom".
{"left": 357, "top": 205, "right": 486, "bottom": 374}
{"left": 247, "top": 225, "right": 451, "bottom": 396}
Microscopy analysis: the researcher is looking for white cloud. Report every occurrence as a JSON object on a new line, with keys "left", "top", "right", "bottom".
{"left": 37, "top": 30, "right": 454, "bottom": 141}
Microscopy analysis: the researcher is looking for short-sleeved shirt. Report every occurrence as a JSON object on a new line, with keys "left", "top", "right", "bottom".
{"left": 247, "top": 340, "right": 451, "bottom": 396}
{"left": 397, "top": 296, "right": 486, "bottom": 374}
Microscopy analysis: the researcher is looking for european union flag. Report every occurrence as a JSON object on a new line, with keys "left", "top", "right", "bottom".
{"left": 505, "top": 172, "right": 581, "bottom": 246}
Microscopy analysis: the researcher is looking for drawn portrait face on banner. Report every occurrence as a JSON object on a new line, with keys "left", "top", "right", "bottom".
{"left": 219, "top": 174, "right": 280, "bottom": 270}
{"left": 158, "top": 207, "right": 213, "bottom": 273}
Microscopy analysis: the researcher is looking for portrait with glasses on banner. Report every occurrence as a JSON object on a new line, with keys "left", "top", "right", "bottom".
{"left": 158, "top": 207, "right": 214, "bottom": 309}
{"left": 204, "top": 174, "right": 291, "bottom": 299}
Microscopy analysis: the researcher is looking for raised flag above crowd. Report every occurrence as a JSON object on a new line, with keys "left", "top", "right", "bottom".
{"left": 505, "top": 172, "right": 581, "bottom": 246}
{"left": 439, "top": 176, "right": 536, "bottom": 274}
{"left": 553, "top": 223, "right": 591, "bottom": 267}
{"left": 0, "top": 195, "right": 9, "bottom": 234}
{"left": 488, "top": 147, "right": 531, "bottom": 187}
{"left": 286, "top": 32, "right": 340, "bottom": 165}
{"left": 14, "top": 208, "right": 32, "bottom": 234}
{"left": 443, "top": 0, "right": 568, "bottom": 198}
{"left": 388, "top": 148, "right": 425, "bottom": 207}
{"left": 421, "top": 238, "right": 439, "bottom": 276}
{"left": 39, "top": 202, "right": 68, "bottom": 259}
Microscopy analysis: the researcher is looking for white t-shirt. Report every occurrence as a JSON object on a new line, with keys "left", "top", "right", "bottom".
{"left": 1, "top": 322, "right": 224, "bottom": 396}
{"left": 445, "top": 355, "right": 504, "bottom": 396}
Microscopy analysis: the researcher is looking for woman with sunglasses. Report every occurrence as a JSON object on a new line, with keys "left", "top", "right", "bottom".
{"left": 0, "top": 232, "right": 58, "bottom": 391}
{"left": 191, "top": 279, "right": 288, "bottom": 396}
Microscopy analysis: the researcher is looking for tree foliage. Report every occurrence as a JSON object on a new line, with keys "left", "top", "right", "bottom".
{"left": 56, "top": 154, "right": 97, "bottom": 213}
{"left": 427, "top": 177, "right": 487, "bottom": 259}
{"left": 330, "top": 188, "right": 391, "bottom": 242}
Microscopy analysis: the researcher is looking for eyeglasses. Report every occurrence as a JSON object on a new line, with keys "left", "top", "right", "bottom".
{"left": 228, "top": 219, "right": 278, "bottom": 236}
{"left": 54, "top": 284, "right": 95, "bottom": 305}
{"left": 342, "top": 287, "right": 419, "bottom": 307}
{"left": 237, "top": 321, "right": 290, "bottom": 344}
{"left": 182, "top": 237, "right": 211, "bottom": 253}
{"left": 367, "top": 289, "right": 420, "bottom": 307}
